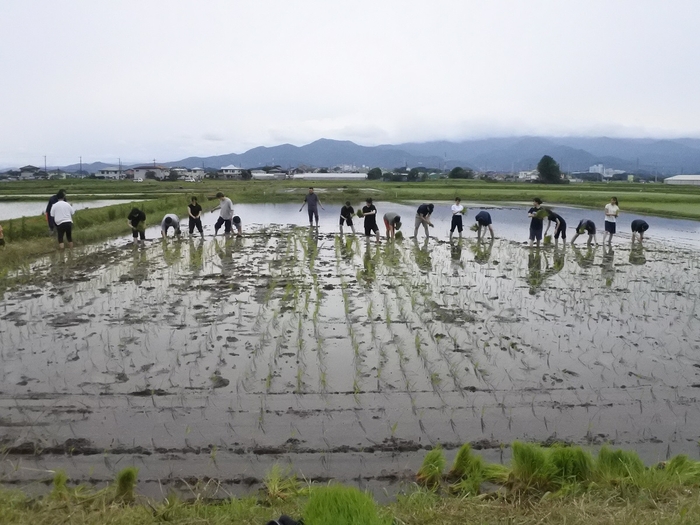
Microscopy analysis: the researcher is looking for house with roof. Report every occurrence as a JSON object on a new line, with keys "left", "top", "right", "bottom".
{"left": 19, "top": 165, "right": 41, "bottom": 180}
{"left": 132, "top": 165, "right": 169, "bottom": 181}
{"left": 97, "top": 167, "right": 124, "bottom": 180}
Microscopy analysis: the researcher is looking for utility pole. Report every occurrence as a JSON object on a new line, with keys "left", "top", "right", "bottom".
{"left": 80, "top": 156, "right": 82, "bottom": 177}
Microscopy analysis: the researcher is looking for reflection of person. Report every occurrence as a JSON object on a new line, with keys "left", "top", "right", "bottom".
{"left": 571, "top": 244, "right": 596, "bottom": 268}
{"left": 358, "top": 238, "right": 378, "bottom": 284}
{"left": 602, "top": 197, "right": 619, "bottom": 244}
{"left": 629, "top": 244, "right": 647, "bottom": 265}
{"left": 527, "top": 248, "right": 543, "bottom": 294}
{"left": 631, "top": 219, "right": 649, "bottom": 243}
{"left": 383, "top": 211, "right": 401, "bottom": 239}
{"left": 544, "top": 210, "right": 567, "bottom": 242}
{"left": 214, "top": 192, "right": 234, "bottom": 235}
{"left": 50, "top": 193, "right": 75, "bottom": 249}
{"left": 161, "top": 214, "right": 181, "bottom": 238}
{"left": 362, "top": 198, "right": 380, "bottom": 242}
{"left": 571, "top": 220, "right": 598, "bottom": 245}
{"left": 601, "top": 244, "right": 615, "bottom": 287}
{"left": 475, "top": 210, "right": 494, "bottom": 240}
{"left": 528, "top": 198, "right": 544, "bottom": 248}
{"left": 339, "top": 201, "right": 355, "bottom": 234}
{"left": 188, "top": 196, "right": 204, "bottom": 237}
{"left": 413, "top": 203, "right": 434, "bottom": 239}
{"left": 299, "top": 187, "right": 324, "bottom": 227}
{"left": 449, "top": 197, "right": 465, "bottom": 240}
{"left": 127, "top": 207, "right": 146, "bottom": 243}
{"left": 413, "top": 237, "right": 432, "bottom": 273}
{"left": 188, "top": 238, "right": 205, "bottom": 275}
{"left": 46, "top": 189, "right": 66, "bottom": 233}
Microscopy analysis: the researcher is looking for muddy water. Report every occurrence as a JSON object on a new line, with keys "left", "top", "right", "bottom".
{"left": 0, "top": 200, "right": 145, "bottom": 221}
{"left": 1, "top": 204, "right": 700, "bottom": 498}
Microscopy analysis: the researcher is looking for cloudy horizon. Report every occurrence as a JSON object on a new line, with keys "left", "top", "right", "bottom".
{"left": 2, "top": 0, "right": 699, "bottom": 167}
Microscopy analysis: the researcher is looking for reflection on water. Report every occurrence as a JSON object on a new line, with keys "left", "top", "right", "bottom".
{"left": 601, "top": 245, "right": 616, "bottom": 287}
{"left": 0, "top": 199, "right": 144, "bottom": 221}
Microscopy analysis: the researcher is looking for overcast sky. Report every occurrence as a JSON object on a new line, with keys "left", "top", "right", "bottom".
{"left": 2, "top": 0, "right": 699, "bottom": 166}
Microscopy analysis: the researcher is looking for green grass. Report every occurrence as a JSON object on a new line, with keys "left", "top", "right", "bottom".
{"left": 303, "top": 485, "right": 391, "bottom": 525}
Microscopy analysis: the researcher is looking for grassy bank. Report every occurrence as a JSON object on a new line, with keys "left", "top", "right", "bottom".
{"left": 4, "top": 442, "right": 700, "bottom": 524}
{"left": 0, "top": 194, "right": 216, "bottom": 272}
{"left": 3, "top": 179, "right": 700, "bottom": 219}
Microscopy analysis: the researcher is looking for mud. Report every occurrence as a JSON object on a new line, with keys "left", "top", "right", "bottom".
{"left": 2, "top": 208, "right": 700, "bottom": 498}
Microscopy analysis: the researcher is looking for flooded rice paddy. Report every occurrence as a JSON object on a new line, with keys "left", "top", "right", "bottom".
{"left": 1, "top": 202, "right": 700, "bottom": 497}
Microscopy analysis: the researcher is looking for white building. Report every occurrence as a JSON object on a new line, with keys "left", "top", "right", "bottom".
{"left": 518, "top": 170, "right": 538, "bottom": 181}
{"left": 664, "top": 174, "right": 700, "bottom": 186}
{"left": 219, "top": 165, "right": 243, "bottom": 178}
{"left": 97, "top": 167, "right": 124, "bottom": 179}
{"left": 132, "top": 165, "right": 168, "bottom": 181}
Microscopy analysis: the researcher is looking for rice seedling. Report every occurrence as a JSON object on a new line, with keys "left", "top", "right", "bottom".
{"left": 416, "top": 445, "right": 447, "bottom": 489}
{"left": 114, "top": 467, "right": 138, "bottom": 503}
{"left": 303, "top": 484, "right": 390, "bottom": 525}
{"left": 262, "top": 463, "right": 304, "bottom": 501}
{"left": 549, "top": 445, "right": 594, "bottom": 485}
{"left": 595, "top": 446, "right": 645, "bottom": 481}
{"left": 510, "top": 441, "right": 556, "bottom": 492}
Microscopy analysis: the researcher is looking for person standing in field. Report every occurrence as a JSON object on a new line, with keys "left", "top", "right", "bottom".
{"left": 127, "top": 207, "right": 146, "bottom": 244}
{"left": 413, "top": 203, "right": 434, "bottom": 239}
{"left": 571, "top": 219, "right": 598, "bottom": 245}
{"left": 474, "top": 210, "right": 494, "bottom": 240}
{"left": 50, "top": 193, "right": 74, "bottom": 249}
{"left": 299, "top": 187, "right": 324, "bottom": 227}
{"left": 160, "top": 214, "right": 181, "bottom": 238}
{"left": 46, "top": 189, "right": 66, "bottom": 234}
{"left": 544, "top": 209, "right": 567, "bottom": 243}
{"left": 339, "top": 200, "right": 355, "bottom": 234}
{"left": 631, "top": 219, "right": 649, "bottom": 243}
{"left": 362, "top": 198, "right": 380, "bottom": 242}
{"left": 188, "top": 196, "right": 204, "bottom": 237}
{"left": 383, "top": 211, "right": 401, "bottom": 239}
{"left": 602, "top": 197, "right": 620, "bottom": 244}
{"left": 449, "top": 197, "right": 465, "bottom": 241}
{"left": 214, "top": 191, "right": 234, "bottom": 235}
{"left": 528, "top": 198, "right": 544, "bottom": 248}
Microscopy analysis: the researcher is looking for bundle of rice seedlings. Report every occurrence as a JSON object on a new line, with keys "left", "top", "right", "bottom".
{"left": 549, "top": 445, "right": 593, "bottom": 484}
{"left": 595, "top": 446, "right": 645, "bottom": 481}
{"left": 114, "top": 467, "right": 139, "bottom": 503}
{"left": 470, "top": 223, "right": 479, "bottom": 232}
{"left": 447, "top": 444, "right": 485, "bottom": 496}
{"left": 543, "top": 235, "right": 552, "bottom": 245}
{"left": 510, "top": 441, "right": 556, "bottom": 492}
{"left": 663, "top": 455, "right": 700, "bottom": 486}
{"left": 534, "top": 209, "right": 548, "bottom": 220}
{"left": 416, "top": 445, "right": 446, "bottom": 489}
{"left": 303, "top": 484, "right": 391, "bottom": 525}
{"left": 460, "top": 207, "right": 467, "bottom": 215}
{"left": 395, "top": 231, "right": 403, "bottom": 240}
{"left": 577, "top": 228, "right": 586, "bottom": 234}
{"left": 355, "top": 210, "right": 364, "bottom": 218}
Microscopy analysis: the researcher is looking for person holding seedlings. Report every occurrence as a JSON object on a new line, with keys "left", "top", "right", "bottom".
{"left": 45, "top": 189, "right": 66, "bottom": 234}
{"left": 413, "top": 203, "right": 434, "bottom": 239}
{"left": 160, "top": 213, "right": 181, "bottom": 238}
{"left": 602, "top": 196, "right": 620, "bottom": 244}
{"left": 299, "top": 187, "right": 324, "bottom": 227}
{"left": 631, "top": 219, "right": 649, "bottom": 243}
{"left": 449, "top": 197, "right": 465, "bottom": 241}
{"left": 544, "top": 209, "right": 567, "bottom": 243}
{"left": 49, "top": 192, "right": 74, "bottom": 249}
{"left": 383, "top": 211, "right": 401, "bottom": 239}
{"left": 362, "top": 197, "right": 380, "bottom": 241}
{"left": 571, "top": 219, "right": 598, "bottom": 245}
{"left": 187, "top": 196, "right": 204, "bottom": 237}
{"left": 127, "top": 207, "right": 146, "bottom": 243}
{"left": 474, "top": 210, "right": 494, "bottom": 240}
{"left": 339, "top": 200, "right": 355, "bottom": 234}
{"left": 527, "top": 197, "right": 545, "bottom": 248}
{"left": 213, "top": 191, "right": 234, "bottom": 235}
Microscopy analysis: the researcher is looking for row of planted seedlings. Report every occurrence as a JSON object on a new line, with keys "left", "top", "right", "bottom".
{"left": 416, "top": 440, "right": 700, "bottom": 498}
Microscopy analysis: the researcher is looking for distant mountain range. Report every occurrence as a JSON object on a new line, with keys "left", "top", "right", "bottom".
{"left": 58, "top": 136, "right": 700, "bottom": 175}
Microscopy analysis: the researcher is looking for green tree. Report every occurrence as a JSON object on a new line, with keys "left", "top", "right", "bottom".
{"left": 241, "top": 170, "right": 252, "bottom": 181}
{"left": 449, "top": 167, "right": 473, "bottom": 179}
{"left": 145, "top": 170, "right": 157, "bottom": 180}
{"left": 537, "top": 155, "right": 562, "bottom": 184}
{"left": 367, "top": 167, "right": 382, "bottom": 180}
{"left": 168, "top": 170, "right": 179, "bottom": 181}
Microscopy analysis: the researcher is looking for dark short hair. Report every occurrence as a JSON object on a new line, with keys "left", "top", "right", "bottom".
{"left": 427, "top": 204, "right": 434, "bottom": 212}
{"left": 57, "top": 190, "right": 66, "bottom": 199}
{"left": 534, "top": 197, "right": 542, "bottom": 204}
{"left": 366, "top": 197, "right": 373, "bottom": 204}
{"left": 345, "top": 200, "right": 351, "bottom": 206}
{"left": 165, "top": 217, "right": 172, "bottom": 224}
{"left": 191, "top": 196, "right": 198, "bottom": 202}
{"left": 216, "top": 192, "right": 224, "bottom": 198}
{"left": 455, "top": 197, "right": 461, "bottom": 202}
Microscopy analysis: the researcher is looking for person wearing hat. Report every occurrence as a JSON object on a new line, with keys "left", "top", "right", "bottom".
{"left": 160, "top": 214, "right": 181, "bottom": 238}
{"left": 214, "top": 192, "right": 234, "bottom": 235}
{"left": 413, "top": 203, "right": 434, "bottom": 239}
{"left": 383, "top": 211, "right": 401, "bottom": 239}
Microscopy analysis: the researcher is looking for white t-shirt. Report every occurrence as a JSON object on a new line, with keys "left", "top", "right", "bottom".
{"left": 50, "top": 200, "right": 74, "bottom": 225}
{"left": 161, "top": 214, "right": 180, "bottom": 231}
{"left": 605, "top": 203, "right": 619, "bottom": 223}
{"left": 219, "top": 197, "right": 234, "bottom": 220}
{"left": 451, "top": 204, "right": 464, "bottom": 214}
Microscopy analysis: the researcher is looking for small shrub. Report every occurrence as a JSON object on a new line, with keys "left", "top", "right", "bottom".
{"left": 416, "top": 446, "right": 446, "bottom": 489}
{"left": 303, "top": 484, "right": 390, "bottom": 525}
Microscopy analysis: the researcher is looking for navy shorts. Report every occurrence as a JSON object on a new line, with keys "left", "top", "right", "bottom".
{"left": 605, "top": 221, "right": 616, "bottom": 234}
{"left": 340, "top": 216, "right": 353, "bottom": 226}
{"left": 529, "top": 228, "right": 542, "bottom": 241}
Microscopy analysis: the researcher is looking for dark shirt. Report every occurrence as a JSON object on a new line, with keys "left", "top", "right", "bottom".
{"left": 128, "top": 209, "right": 146, "bottom": 227}
{"left": 548, "top": 212, "right": 565, "bottom": 225}
{"left": 528, "top": 207, "right": 543, "bottom": 231}
{"left": 305, "top": 193, "right": 319, "bottom": 210}
{"left": 475, "top": 211, "right": 492, "bottom": 225}
{"left": 577, "top": 220, "right": 596, "bottom": 234}
{"left": 362, "top": 204, "right": 377, "bottom": 225}
{"left": 188, "top": 203, "right": 202, "bottom": 218}
{"left": 340, "top": 205, "right": 354, "bottom": 219}
{"left": 417, "top": 204, "right": 431, "bottom": 217}
{"left": 631, "top": 219, "right": 649, "bottom": 232}
{"left": 46, "top": 194, "right": 60, "bottom": 215}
